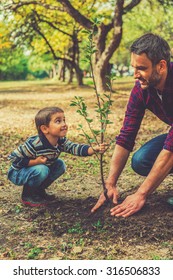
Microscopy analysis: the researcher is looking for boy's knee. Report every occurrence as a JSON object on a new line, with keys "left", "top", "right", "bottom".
{"left": 58, "top": 159, "right": 66, "bottom": 175}
{"left": 32, "top": 164, "right": 50, "bottom": 180}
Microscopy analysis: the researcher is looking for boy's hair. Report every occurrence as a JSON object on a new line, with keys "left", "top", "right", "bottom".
{"left": 35, "top": 106, "right": 64, "bottom": 135}
{"left": 130, "top": 33, "right": 171, "bottom": 66}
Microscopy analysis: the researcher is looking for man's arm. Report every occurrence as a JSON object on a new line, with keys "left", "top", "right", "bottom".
{"left": 91, "top": 144, "right": 130, "bottom": 212}
{"left": 111, "top": 148, "right": 173, "bottom": 217}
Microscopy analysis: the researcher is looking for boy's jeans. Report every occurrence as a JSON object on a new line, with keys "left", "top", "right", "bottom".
{"left": 131, "top": 133, "right": 172, "bottom": 176}
{"left": 8, "top": 158, "right": 66, "bottom": 189}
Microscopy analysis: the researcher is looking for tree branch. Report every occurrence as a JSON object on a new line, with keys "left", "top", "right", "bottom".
{"left": 96, "top": 0, "right": 124, "bottom": 68}
{"left": 35, "top": 14, "right": 73, "bottom": 38}
{"left": 3, "top": 1, "right": 62, "bottom": 12}
{"left": 123, "top": 0, "right": 142, "bottom": 14}
{"left": 56, "top": 0, "right": 94, "bottom": 30}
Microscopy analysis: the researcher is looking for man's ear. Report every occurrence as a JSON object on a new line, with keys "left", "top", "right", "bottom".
{"left": 40, "top": 125, "right": 49, "bottom": 134}
{"left": 158, "top": 60, "right": 167, "bottom": 73}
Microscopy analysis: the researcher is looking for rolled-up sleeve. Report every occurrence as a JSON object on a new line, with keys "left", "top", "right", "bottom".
{"left": 163, "top": 125, "right": 173, "bottom": 152}
{"left": 116, "top": 83, "right": 145, "bottom": 151}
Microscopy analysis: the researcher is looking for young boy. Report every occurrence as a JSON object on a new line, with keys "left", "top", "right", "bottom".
{"left": 8, "top": 106, "right": 106, "bottom": 207}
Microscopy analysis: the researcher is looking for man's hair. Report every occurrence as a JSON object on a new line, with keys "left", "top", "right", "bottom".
{"left": 130, "top": 33, "right": 171, "bottom": 66}
{"left": 35, "top": 106, "right": 64, "bottom": 135}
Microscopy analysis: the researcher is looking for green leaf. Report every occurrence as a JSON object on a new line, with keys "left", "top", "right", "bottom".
{"left": 89, "top": 139, "right": 96, "bottom": 143}
{"left": 70, "top": 102, "right": 77, "bottom": 106}
{"left": 92, "top": 129, "right": 100, "bottom": 135}
{"left": 86, "top": 118, "right": 93, "bottom": 123}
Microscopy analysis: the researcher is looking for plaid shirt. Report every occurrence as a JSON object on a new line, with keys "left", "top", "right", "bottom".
{"left": 116, "top": 62, "right": 173, "bottom": 152}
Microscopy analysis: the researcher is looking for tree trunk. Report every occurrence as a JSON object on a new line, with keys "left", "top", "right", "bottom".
{"left": 93, "top": 62, "right": 113, "bottom": 93}
{"left": 74, "top": 64, "right": 83, "bottom": 86}
{"left": 58, "top": 61, "right": 66, "bottom": 82}
{"left": 52, "top": 63, "right": 57, "bottom": 79}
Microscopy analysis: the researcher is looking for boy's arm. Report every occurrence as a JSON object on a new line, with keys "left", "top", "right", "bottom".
{"left": 61, "top": 138, "right": 108, "bottom": 156}
{"left": 60, "top": 138, "right": 91, "bottom": 156}
{"left": 28, "top": 156, "right": 47, "bottom": 166}
{"left": 8, "top": 138, "right": 36, "bottom": 168}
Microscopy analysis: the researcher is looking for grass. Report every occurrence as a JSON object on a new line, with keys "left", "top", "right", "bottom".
{"left": 1, "top": 78, "right": 173, "bottom": 260}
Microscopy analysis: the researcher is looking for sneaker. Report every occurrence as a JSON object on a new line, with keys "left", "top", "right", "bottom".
{"left": 21, "top": 194, "right": 47, "bottom": 207}
{"left": 167, "top": 197, "right": 173, "bottom": 206}
{"left": 39, "top": 189, "right": 56, "bottom": 201}
{"left": 21, "top": 185, "right": 48, "bottom": 207}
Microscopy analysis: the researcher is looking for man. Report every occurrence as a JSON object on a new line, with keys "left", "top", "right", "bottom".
{"left": 91, "top": 33, "right": 173, "bottom": 217}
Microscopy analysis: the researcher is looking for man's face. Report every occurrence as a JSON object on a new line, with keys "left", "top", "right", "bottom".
{"left": 130, "top": 52, "right": 162, "bottom": 89}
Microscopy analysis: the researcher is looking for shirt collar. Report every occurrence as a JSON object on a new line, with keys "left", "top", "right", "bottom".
{"left": 39, "top": 133, "right": 57, "bottom": 149}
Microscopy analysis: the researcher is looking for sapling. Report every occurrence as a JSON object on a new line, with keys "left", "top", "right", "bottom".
{"left": 70, "top": 19, "right": 115, "bottom": 200}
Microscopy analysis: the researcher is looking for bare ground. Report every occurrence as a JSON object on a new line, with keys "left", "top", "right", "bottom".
{"left": 0, "top": 79, "right": 173, "bottom": 260}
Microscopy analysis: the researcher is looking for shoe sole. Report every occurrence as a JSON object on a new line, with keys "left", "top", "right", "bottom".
{"left": 21, "top": 199, "right": 47, "bottom": 207}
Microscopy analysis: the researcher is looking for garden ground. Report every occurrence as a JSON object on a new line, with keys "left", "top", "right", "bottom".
{"left": 0, "top": 78, "right": 173, "bottom": 260}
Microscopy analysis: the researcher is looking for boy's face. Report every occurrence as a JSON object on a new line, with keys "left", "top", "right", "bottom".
{"left": 45, "top": 112, "right": 68, "bottom": 138}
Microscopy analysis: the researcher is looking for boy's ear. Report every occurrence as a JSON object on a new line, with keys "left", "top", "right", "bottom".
{"left": 40, "top": 125, "right": 49, "bottom": 134}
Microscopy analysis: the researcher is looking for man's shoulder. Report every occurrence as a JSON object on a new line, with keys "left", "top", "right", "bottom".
{"left": 131, "top": 80, "right": 143, "bottom": 96}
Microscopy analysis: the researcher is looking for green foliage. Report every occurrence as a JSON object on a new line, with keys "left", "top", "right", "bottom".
{"left": 1, "top": 0, "right": 173, "bottom": 82}
{"left": 27, "top": 247, "right": 42, "bottom": 259}
{"left": 68, "top": 223, "right": 84, "bottom": 234}
{"left": 92, "top": 219, "right": 103, "bottom": 230}
{"left": 0, "top": 48, "right": 29, "bottom": 80}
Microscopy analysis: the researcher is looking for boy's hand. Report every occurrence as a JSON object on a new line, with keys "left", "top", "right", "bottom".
{"left": 93, "top": 143, "right": 108, "bottom": 153}
{"left": 88, "top": 143, "right": 108, "bottom": 155}
{"left": 35, "top": 156, "right": 48, "bottom": 164}
{"left": 28, "top": 156, "right": 47, "bottom": 166}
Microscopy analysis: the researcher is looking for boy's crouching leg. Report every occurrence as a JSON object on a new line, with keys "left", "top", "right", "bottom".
{"left": 38, "top": 159, "right": 66, "bottom": 201}
{"left": 21, "top": 164, "right": 50, "bottom": 207}
{"left": 21, "top": 185, "right": 48, "bottom": 207}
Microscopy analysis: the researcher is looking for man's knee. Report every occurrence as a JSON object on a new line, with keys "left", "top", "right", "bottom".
{"left": 131, "top": 152, "right": 151, "bottom": 176}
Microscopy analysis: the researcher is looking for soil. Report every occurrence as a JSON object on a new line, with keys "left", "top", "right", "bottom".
{"left": 0, "top": 79, "right": 173, "bottom": 260}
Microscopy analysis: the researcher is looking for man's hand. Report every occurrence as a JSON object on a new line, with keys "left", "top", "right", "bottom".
{"left": 110, "top": 192, "right": 146, "bottom": 218}
{"left": 91, "top": 186, "right": 119, "bottom": 213}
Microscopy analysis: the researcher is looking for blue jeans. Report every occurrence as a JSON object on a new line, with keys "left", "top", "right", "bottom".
{"left": 8, "top": 158, "right": 66, "bottom": 189}
{"left": 131, "top": 134, "right": 172, "bottom": 176}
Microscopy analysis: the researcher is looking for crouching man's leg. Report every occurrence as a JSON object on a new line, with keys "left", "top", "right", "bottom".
{"left": 131, "top": 134, "right": 167, "bottom": 176}
{"left": 131, "top": 133, "right": 173, "bottom": 206}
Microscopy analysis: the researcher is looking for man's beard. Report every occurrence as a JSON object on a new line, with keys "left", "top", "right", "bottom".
{"left": 138, "top": 68, "right": 161, "bottom": 89}
{"left": 147, "top": 69, "right": 161, "bottom": 88}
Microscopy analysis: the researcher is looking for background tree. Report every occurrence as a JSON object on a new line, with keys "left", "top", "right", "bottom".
{"left": 1, "top": 0, "right": 143, "bottom": 91}
{"left": 1, "top": 0, "right": 173, "bottom": 86}
{"left": 112, "top": 0, "right": 173, "bottom": 70}
{"left": 1, "top": 1, "right": 84, "bottom": 84}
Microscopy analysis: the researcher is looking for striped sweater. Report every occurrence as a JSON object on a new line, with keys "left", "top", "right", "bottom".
{"left": 8, "top": 134, "right": 91, "bottom": 170}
